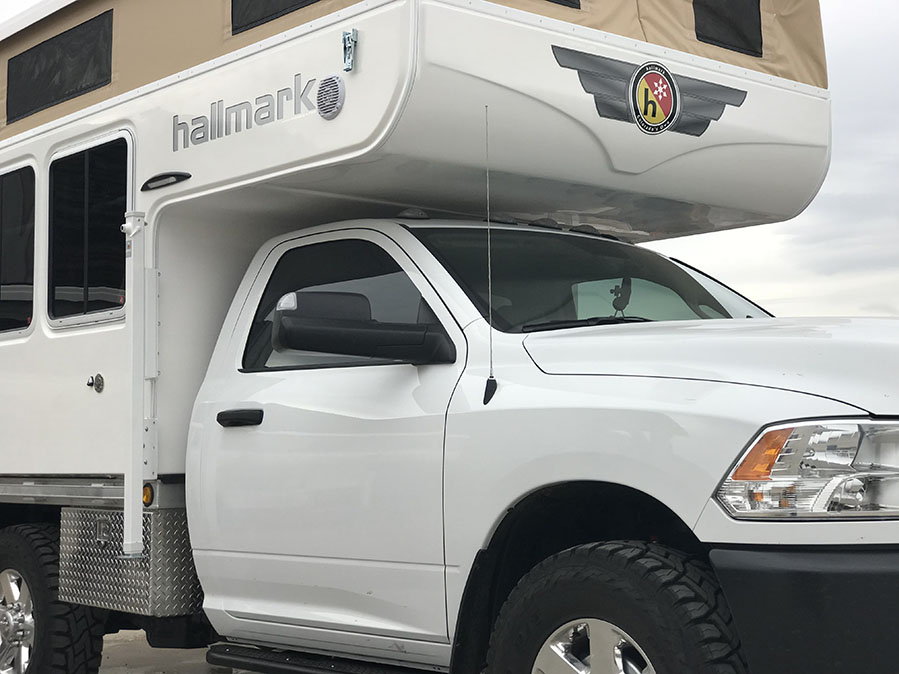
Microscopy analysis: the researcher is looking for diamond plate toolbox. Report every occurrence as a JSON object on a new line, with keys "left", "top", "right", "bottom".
{"left": 59, "top": 508, "right": 203, "bottom": 616}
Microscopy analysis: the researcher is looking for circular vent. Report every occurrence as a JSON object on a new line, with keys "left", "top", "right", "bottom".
{"left": 317, "top": 75, "right": 346, "bottom": 121}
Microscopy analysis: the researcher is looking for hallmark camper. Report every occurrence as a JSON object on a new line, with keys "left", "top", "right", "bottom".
{"left": 0, "top": 1, "right": 894, "bottom": 674}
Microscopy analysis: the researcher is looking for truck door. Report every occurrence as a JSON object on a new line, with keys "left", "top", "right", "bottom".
{"left": 189, "top": 229, "right": 466, "bottom": 649}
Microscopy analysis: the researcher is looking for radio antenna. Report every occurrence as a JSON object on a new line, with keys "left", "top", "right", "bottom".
{"left": 484, "top": 105, "right": 498, "bottom": 405}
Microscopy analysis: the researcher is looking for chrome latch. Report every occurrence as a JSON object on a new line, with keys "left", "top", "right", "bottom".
{"left": 86, "top": 373, "right": 105, "bottom": 393}
{"left": 343, "top": 29, "right": 358, "bottom": 72}
{"left": 95, "top": 517, "right": 112, "bottom": 548}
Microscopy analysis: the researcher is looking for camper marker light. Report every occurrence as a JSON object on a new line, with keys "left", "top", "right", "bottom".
{"left": 718, "top": 421, "right": 899, "bottom": 519}
{"left": 141, "top": 172, "right": 191, "bottom": 192}
{"left": 142, "top": 483, "right": 155, "bottom": 507}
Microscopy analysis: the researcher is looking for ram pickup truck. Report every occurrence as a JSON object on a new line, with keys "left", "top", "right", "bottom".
{"left": 7, "top": 212, "right": 899, "bottom": 674}
{"left": 193, "top": 218, "right": 899, "bottom": 674}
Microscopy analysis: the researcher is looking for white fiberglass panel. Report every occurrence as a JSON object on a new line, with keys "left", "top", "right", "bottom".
{"left": 380, "top": 0, "right": 830, "bottom": 235}
{"left": 0, "top": 321, "right": 130, "bottom": 473}
{"left": 131, "top": 0, "right": 415, "bottom": 211}
{"left": 0, "top": 132, "right": 133, "bottom": 475}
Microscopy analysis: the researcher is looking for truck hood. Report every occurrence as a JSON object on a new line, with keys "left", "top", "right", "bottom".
{"left": 523, "top": 317, "right": 899, "bottom": 415}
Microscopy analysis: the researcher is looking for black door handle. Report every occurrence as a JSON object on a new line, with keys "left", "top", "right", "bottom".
{"left": 217, "top": 409, "right": 264, "bottom": 427}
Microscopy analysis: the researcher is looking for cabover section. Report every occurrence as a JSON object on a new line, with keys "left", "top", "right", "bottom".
{"left": 0, "top": 0, "right": 825, "bottom": 142}
{"left": 0, "top": 0, "right": 829, "bottom": 487}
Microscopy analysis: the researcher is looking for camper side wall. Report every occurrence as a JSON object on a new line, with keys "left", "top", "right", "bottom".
{"left": 152, "top": 201, "right": 303, "bottom": 475}
{"left": 0, "top": 131, "right": 134, "bottom": 478}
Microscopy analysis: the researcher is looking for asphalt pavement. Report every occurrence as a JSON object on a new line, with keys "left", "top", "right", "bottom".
{"left": 99, "top": 631, "right": 242, "bottom": 674}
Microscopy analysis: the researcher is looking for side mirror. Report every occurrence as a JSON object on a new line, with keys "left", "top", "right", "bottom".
{"left": 272, "top": 291, "right": 456, "bottom": 365}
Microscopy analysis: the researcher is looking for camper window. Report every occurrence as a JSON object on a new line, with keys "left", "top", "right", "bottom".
{"left": 48, "top": 139, "right": 127, "bottom": 320}
{"left": 0, "top": 167, "right": 35, "bottom": 333}
{"left": 6, "top": 11, "right": 113, "bottom": 124}
{"left": 546, "top": 0, "right": 581, "bottom": 9}
{"left": 693, "top": 0, "right": 763, "bottom": 58}
{"left": 232, "top": 0, "right": 321, "bottom": 35}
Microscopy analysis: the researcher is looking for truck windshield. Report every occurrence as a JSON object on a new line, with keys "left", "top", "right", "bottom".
{"left": 412, "top": 226, "right": 768, "bottom": 333}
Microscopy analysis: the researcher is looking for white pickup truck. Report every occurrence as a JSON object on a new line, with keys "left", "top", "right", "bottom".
{"left": 191, "top": 218, "right": 899, "bottom": 674}
{"left": 2, "top": 0, "right": 890, "bottom": 674}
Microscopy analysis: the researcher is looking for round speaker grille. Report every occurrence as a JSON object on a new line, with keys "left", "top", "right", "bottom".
{"left": 317, "top": 76, "right": 346, "bottom": 121}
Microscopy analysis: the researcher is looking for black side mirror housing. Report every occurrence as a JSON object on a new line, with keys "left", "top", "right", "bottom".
{"left": 272, "top": 291, "right": 456, "bottom": 366}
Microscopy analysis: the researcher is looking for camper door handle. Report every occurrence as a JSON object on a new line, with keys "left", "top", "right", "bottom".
{"left": 216, "top": 409, "right": 264, "bottom": 428}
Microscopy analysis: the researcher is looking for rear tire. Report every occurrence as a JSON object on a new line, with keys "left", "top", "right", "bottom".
{"left": 486, "top": 541, "right": 747, "bottom": 674}
{"left": 0, "top": 524, "right": 105, "bottom": 674}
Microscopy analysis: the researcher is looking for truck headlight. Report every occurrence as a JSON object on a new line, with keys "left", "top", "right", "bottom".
{"left": 717, "top": 421, "right": 899, "bottom": 519}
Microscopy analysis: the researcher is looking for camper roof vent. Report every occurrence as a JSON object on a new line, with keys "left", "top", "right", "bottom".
{"left": 317, "top": 76, "right": 346, "bottom": 121}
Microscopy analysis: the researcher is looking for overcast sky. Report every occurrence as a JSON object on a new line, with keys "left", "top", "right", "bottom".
{"left": 645, "top": 1, "right": 899, "bottom": 317}
{"left": 0, "top": 1, "right": 892, "bottom": 317}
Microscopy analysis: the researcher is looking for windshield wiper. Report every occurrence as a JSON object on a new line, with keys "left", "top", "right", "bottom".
{"left": 521, "top": 316, "right": 653, "bottom": 333}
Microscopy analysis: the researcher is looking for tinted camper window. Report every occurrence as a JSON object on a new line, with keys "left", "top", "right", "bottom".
{"left": 231, "top": 0, "right": 320, "bottom": 34}
{"left": 693, "top": 0, "right": 763, "bottom": 57}
{"left": 546, "top": 0, "right": 581, "bottom": 8}
{"left": 49, "top": 139, "right": 127, "bottom": 320}
{"left": 0, "top": 167, "right": 35, "bottom": 332}
{"left": 7, "top": 11, "right": 113, "bottom": 123}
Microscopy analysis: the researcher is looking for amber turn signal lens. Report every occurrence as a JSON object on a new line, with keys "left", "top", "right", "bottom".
{"left": 732, "top": 428, "right": 794, "bottom": 481}
{"left": 142, "top": 483, "right": 155, "bottom": 507}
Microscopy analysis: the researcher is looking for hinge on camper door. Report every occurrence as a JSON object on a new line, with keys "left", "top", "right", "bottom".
{"left": 343, "top": 29, "right": 358, "bottom": 72}
{"left": 143, "top": 418, "right": 158, "bottom": 480}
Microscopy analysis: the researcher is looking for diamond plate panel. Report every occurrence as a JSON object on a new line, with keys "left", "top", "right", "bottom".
{"left": 59, "top": 508, "right": 203, "bottom": 616}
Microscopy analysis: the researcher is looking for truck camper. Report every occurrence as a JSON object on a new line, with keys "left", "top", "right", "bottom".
{"left": 2, "top": 1, "right": 893, "bottom": 674}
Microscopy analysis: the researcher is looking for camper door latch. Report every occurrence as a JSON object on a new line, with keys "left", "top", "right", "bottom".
{"left": 343, "top": 29, "right": 358, "bottom": 72}
{"left": 87, "top": 374, "right": 105, "bottom": 393}
{"left": 121, "top": 212, "right": 146, "bottom": 239}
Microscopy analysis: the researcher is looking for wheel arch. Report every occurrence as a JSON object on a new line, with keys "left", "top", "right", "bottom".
{"left": 449, "top": 480, "right": 705, "bottom": 674}
{"left": 0, "top": 503, "right": 61, "bottom": 530}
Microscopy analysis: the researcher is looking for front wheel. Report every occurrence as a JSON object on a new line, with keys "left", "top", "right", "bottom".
{"left": 486, "top": 542, "right": 747, "bottom": 674}
{"left": 0, "top": 524, "right": 105, "bottom": 674}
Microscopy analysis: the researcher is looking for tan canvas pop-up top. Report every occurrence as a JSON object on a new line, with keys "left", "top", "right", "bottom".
{"left": 494, "top": 0, "right": 827, "bottom": 88}
{"left": 0, "top": 0, "right": 825, "bottom": 141}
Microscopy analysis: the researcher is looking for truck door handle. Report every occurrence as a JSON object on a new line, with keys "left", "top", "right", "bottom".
{"left": 216, "top": 409, "right": 264, "bottom": 427}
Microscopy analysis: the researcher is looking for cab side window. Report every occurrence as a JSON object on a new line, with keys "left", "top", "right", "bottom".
{"left": 242, "top": 239, "right": 436, "bottom": 370}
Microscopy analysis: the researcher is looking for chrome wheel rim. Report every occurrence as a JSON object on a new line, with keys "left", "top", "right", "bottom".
{"left": 0, "top": 569, "right": 34, "bottom": 674}
{"left": 532, "top": 619, "right": 655, "bottom": 674}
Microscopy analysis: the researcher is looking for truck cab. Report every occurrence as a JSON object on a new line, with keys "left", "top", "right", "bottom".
{"left": 190, "top": 218, "right": 899, "bottom": 674}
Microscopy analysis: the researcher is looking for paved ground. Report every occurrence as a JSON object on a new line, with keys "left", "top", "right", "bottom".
{"left": 99, "top": 631, "right": 243, "bottom": 674}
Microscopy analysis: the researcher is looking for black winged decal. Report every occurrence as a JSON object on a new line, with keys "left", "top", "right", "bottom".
{"left": 553, "top": 45, "right": 747, "bottom": 137}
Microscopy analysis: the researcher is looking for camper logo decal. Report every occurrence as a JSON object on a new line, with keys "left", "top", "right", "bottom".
{"left": 552, "top": 46, "right": 747, "bottom": 137}
{"left": 171, "top": 74, "right": 345, "bottom": 152}
{"left": 630, "top": 63, "right": 680, "bottom": 135}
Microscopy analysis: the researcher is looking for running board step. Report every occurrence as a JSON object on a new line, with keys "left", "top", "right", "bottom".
{"left": 207, "top": 644, "right": 430, "bottom": 674}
